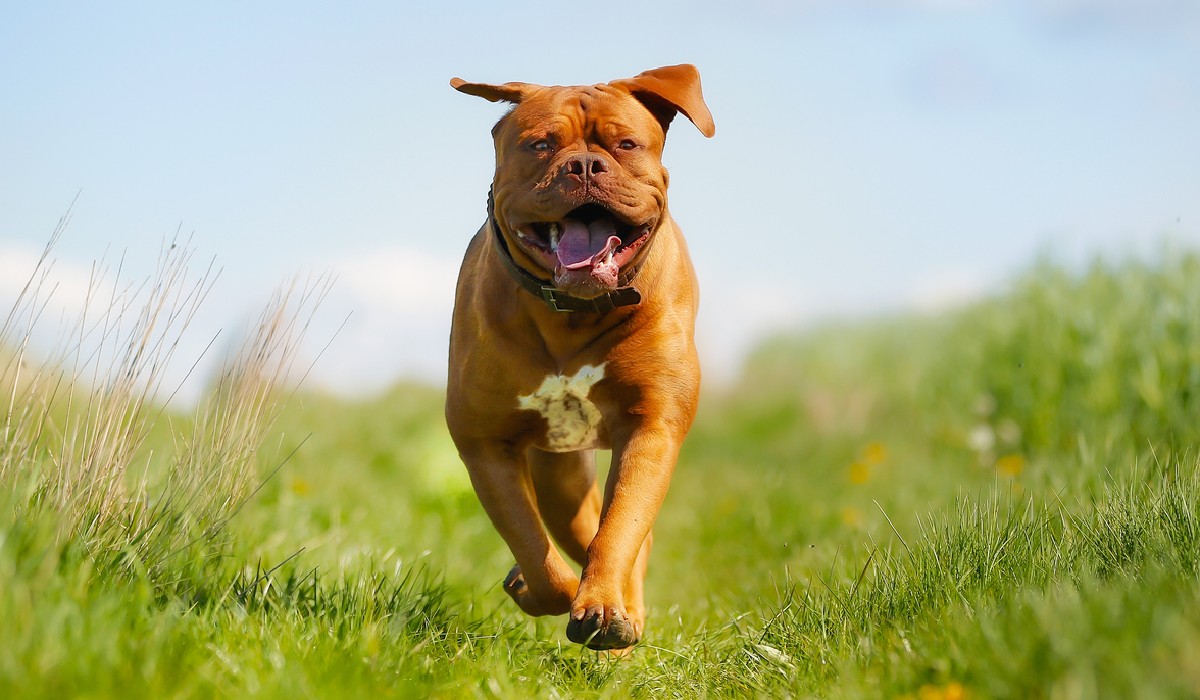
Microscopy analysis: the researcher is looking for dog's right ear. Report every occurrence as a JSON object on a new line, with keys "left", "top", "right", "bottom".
{"left": 450, "top": 78, "right": 543, "bottom": 104}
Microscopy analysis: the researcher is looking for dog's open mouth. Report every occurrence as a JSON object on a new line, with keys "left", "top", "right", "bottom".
{"left": 513, "top": 204, "right": 654, "bottom": 292}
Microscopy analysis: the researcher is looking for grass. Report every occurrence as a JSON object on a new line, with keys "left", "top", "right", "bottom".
{"left": 2, "top": 240, "right": 1200, "bottom": 698}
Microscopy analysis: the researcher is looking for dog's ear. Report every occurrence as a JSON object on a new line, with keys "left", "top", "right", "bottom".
{"left": 610, "top": 64, "right": 716, "bottom": 138}
{"left": 450, "top": 78, "right": 543, "bottom": 104}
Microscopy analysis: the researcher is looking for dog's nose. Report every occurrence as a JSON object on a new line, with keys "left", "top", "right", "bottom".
{"left": 561, "top": 153, "right": 610, "bottom": 181}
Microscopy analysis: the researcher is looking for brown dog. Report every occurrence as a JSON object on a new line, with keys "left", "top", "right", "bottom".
{"left": 445, "top": 64, "right": 714, "bottom": 650}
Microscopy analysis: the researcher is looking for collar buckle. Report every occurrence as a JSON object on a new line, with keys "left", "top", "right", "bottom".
{"left": 540, "top": 286, "right": 572, "bottom": 312}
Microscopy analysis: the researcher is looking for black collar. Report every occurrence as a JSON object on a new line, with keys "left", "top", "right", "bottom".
{"left": 486, "top": 188, "right": 643, "bottom": 313}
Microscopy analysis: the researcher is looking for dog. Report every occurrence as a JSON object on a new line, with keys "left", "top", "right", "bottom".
{"left": 446, "top": 64, "right": 714, "bottom": 650}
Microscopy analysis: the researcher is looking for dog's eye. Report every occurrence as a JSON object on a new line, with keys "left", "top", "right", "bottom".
{"left": 531, "top": 139, "right": 552, "bottom": 152}
{"left": 617, "top": 139, "right": 638, "bottom": 151}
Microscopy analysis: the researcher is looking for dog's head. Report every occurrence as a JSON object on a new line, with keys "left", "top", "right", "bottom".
{"left": 452, "top": 64, "right": 715, "bottom": 299}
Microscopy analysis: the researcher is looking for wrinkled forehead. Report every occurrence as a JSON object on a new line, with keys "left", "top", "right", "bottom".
{"left": 494, "top": 85, "right": 662, "bottom": 142}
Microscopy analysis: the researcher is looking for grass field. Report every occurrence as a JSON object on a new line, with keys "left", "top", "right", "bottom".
{"left": 3, "top": 245, "right": 1200, "bottom": 698}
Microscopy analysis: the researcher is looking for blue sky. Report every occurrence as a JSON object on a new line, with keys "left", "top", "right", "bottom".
{"left": 2, "top": 1, "right": 1198, "bottom": 396}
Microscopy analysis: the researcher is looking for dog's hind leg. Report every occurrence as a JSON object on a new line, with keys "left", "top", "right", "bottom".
{"left": 528, "top": 447, "right": 602, "bottom": 568}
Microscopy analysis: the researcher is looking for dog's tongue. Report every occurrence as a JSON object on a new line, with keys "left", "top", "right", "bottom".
{"left": 557, "top": 217, "right": 621, "bottom": 271}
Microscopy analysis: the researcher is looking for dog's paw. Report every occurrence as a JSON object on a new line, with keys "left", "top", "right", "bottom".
{"left": 503, "top": 564, "right": 527, "bottom": 593}
{"left": 566, "top": 603, "right": 640, "bottom": 650}
{"left": 503, "top": 565, "right": 572, "bottom": 616}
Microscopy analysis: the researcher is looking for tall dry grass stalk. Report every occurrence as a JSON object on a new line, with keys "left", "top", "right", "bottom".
{"left": 0, "top": 217, "right": 328, "bottom": 579}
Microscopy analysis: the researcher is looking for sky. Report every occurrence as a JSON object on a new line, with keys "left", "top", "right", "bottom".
{"left": 2, "top": 0, "right": 1199, "bottom": 399}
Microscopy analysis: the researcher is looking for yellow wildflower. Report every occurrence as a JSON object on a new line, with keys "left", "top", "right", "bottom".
{"left": 995, "top": 454, "right": 1025, "bottom": 478}
{"left": 849, "top": 461, "right": 870, "bottom": 484}
{"left": 861, "top": 441, "right": 889, "bottom": 465}
{"left": 913, "top": 682, "right": 968, "bottom": 700}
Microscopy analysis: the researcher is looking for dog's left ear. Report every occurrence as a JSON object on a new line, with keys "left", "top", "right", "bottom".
{"left": 450, "top": 77, "right": 544, "bottom": 104}
{"left": 610, "top": 64, "right": 716, "bottom": 138}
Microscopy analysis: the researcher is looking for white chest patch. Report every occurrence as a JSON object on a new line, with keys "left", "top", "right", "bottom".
{"left": 517, "top": 363, "right": 607, "bottom": 452}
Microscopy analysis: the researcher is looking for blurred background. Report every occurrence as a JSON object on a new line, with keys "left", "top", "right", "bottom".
{"left": 3, "top": 0, "right": 1198, "bottom": 400}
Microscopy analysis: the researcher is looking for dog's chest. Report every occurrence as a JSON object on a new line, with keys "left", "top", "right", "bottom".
{"left": 517, "top": 364, "right": 606, "bottom": 452}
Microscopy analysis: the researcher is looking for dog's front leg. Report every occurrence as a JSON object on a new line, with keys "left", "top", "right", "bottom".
{"left": 460, "top": 441, "right": 580, "bottom": 616}
{"left": 566, "top": 420, "right": 683, "bottom": 649}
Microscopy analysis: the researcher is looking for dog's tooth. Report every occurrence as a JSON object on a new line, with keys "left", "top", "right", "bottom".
{"left": 549, "top": 224, "right": 559, "bottom": 251}
{"left": 606, "top": 249, "right": 614, "bottom": 265}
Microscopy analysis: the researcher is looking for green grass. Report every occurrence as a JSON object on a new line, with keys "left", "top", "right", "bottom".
{"left": 3, "top": 247, "right": 1200, "bottom": 698}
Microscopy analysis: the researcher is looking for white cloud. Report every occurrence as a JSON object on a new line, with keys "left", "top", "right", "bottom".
{"left": 697, "top": 278, "right": 816, "bottom": 386}
{"left": 0, "top": 241, "right": 467, "bottom": 400}
{"left": 301, "top": 246, "right": 461, "bottom": 393}
{"left": 0, "top": 241, "right": 225, "bottom": 406}
{"left": 907, "top": 266, "right": 992, "bottom": 313}
{"left": 0, "top": 243, "right": 113, "bottom": 326}
{"left": 0, "top": 242, "right": 130, "bottom": 355}
{"left": 333, "top": 246, "right": 459, "bottom": 316}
